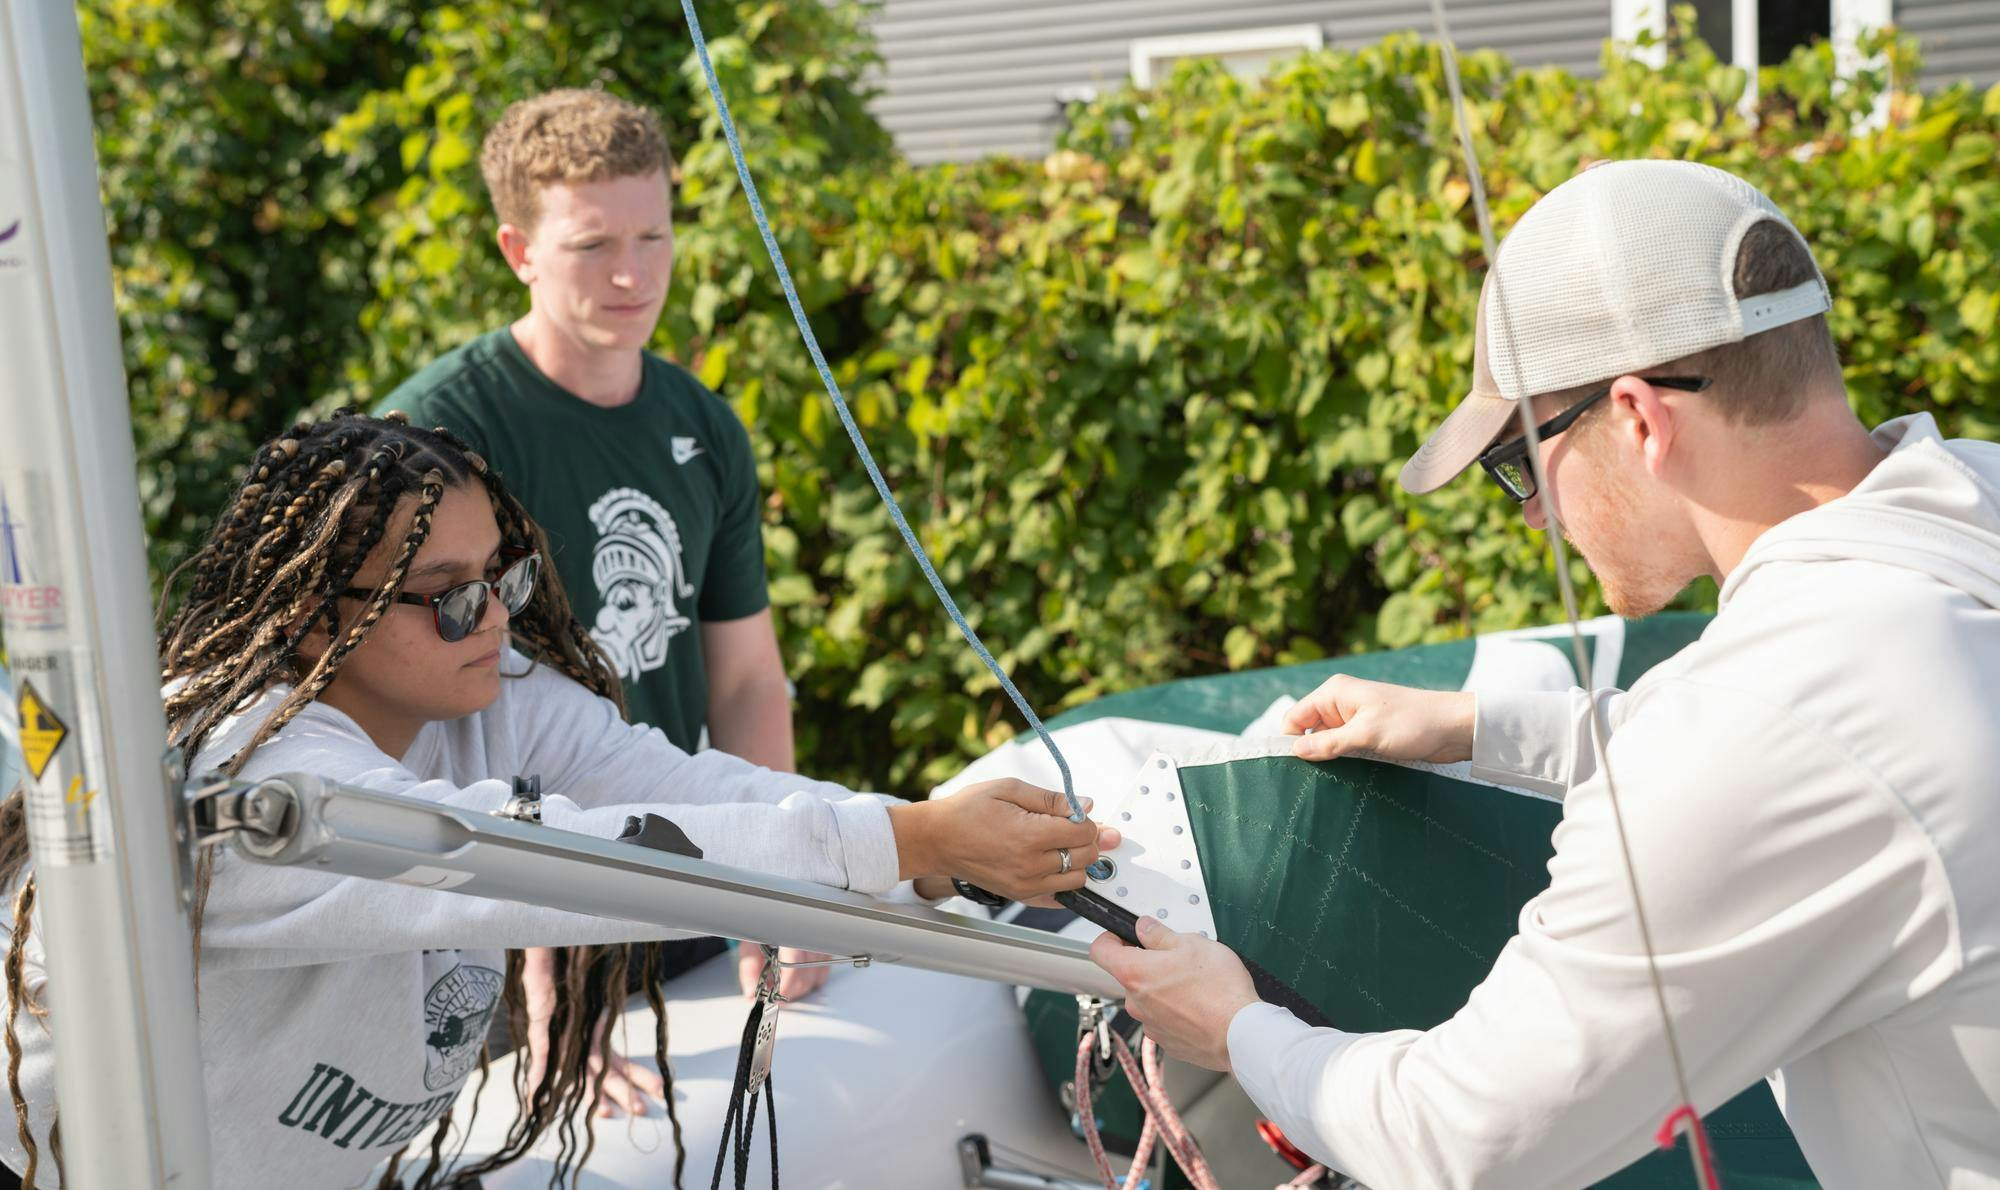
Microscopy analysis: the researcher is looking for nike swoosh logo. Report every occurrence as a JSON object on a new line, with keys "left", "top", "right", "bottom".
{"left": 0, "top": 221, "right": 19, "bottom": 245}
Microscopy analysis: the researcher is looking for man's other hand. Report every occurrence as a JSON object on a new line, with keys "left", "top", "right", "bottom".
{"left": 1282, "top": 675, "right": 1475, "bottom": 765}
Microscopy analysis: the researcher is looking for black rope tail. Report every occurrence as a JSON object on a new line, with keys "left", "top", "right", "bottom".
{"left": 1242, "top": 956, "right": 1335, "bottom": 1031}
{"left": 710, "top": 995, "right": 780, "bottom": 1190}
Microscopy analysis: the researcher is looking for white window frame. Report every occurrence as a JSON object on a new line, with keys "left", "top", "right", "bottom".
{"left": 1833, "top": 0, "right": 1894, "bottom": 76}
{"left": 1611, "top": 0, "right": 1895, "bottom": 123}
{"left": 1129, "top": 25, "right": 1324, "bottom": 88}
{"left": 1833, "top": 0, "right": 1895, "bottom": 129}
{"left": 1612, "top": 0, "right": 1670, "bottom": 67}
{"left": 1736, "top": 0, "right": 1762, "bottom": 117}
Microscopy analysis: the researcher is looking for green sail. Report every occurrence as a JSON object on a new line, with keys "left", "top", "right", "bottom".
{"left": 1021, "top": 615, "right": 1816, "bottom": 1188}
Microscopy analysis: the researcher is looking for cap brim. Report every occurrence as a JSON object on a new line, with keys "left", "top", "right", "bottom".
{"left": 1399, "top": 393, "right": 1518, "bottom": 495}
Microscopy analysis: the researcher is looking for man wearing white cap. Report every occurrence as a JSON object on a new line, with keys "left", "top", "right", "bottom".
{"left": 1093, "top": 160, "right": 2000, "bottom": 1188}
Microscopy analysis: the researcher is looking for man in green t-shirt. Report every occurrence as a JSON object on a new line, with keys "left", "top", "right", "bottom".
{"left": 384, "top": 89, "right": 784, "bottom": 766}
{"left": 381, "top": 89, "right": 825, "bottom": 1113}
{"left": 388, "top": 324, "right": 775, "bottom": 755}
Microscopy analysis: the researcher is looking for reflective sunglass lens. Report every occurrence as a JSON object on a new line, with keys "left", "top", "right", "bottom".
{"left": 437, "top": 584, "right": 487, "bottom": 643}
{"left": 497, "top": 554, "right": 539, "bottom": 614}
{"left": 1497, "top": 460, "right": 1531, "bottom": 500}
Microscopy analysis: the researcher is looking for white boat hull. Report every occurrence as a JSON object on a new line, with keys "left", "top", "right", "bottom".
{"left": 453, "top": 952, "right": 1093, "bottom": 1188}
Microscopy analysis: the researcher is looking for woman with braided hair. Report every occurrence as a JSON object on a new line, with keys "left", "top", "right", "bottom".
{"left": 0, "top": 411, "right": 1115, "bottom": 1190}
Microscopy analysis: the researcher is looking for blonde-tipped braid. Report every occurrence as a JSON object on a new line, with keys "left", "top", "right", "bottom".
{"left": 5, "top": 876, "right": 45, "bottom": 1188}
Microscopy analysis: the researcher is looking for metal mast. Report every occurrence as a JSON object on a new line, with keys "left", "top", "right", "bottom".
{"left": 0, "top": 2, "right": 212, "bottom": 1184}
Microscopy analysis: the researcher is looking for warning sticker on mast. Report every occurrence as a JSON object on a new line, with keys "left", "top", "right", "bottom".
{"left": 12, "top": 653, "right": 113, "bottom": 868}
{"left": 14, "top": 678, "right": 67, "bottom": 782}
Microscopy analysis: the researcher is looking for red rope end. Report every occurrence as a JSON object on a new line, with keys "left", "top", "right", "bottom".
{"left": 1655, "top": 1104, "right": 1722, "bottom": 1188}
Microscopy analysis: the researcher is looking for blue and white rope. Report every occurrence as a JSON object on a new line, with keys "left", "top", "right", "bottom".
{"left": 679, "top": 0, "right": 1090, "bottom": 831}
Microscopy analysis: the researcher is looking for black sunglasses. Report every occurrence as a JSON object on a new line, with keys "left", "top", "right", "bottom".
{"left": 1477, "top": 376, "right": 1711, "bottom": 503}
{"left": 342, "top": 548, "right": 541, "bottom": 643}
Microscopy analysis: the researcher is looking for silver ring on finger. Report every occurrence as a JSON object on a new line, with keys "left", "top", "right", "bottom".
{"left": 1058, "top": 847, "right": 1073, "bottom": 875}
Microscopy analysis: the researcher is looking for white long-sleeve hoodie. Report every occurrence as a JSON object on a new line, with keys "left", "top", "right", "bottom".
{"left": 1228, "top": 413, "right": 2000, "bottom": 1189}
{"left": 1, "top": 655, "right": 904, "bottom": 1189}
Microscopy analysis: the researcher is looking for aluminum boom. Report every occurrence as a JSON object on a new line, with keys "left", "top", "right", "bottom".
{"left": 206, "top": 773, "right": 1125, "bottom": 999}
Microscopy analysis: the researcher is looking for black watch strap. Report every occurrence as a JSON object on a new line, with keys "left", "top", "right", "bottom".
{"left": 950, "top": 878, "right": 1008, "bottom": 908}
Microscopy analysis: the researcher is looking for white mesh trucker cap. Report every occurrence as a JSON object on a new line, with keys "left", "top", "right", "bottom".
{"left": 1399, "top": 160, "right": 1831, "bottom": 494}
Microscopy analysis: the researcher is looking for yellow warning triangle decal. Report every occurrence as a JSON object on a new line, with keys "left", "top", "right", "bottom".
{"left": 16, "top": 679, "right": 69, "bottom": 783}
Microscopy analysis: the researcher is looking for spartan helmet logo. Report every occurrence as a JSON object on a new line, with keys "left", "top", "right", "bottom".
{"left": 587, "top": 487, "right": 695, "bottom": 681}
{"left": 421, "top": 963, "right": 502, "bottom": 1090}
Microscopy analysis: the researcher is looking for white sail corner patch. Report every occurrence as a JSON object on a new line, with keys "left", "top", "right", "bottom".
{"left": 1085, "top": 752, "right": 1219, "bottom": 940}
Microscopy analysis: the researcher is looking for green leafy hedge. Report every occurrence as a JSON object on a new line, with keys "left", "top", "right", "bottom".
{"left": 93, "top": 7, "right": 2000, "bottom": 793}
{"left": 85, "top": 0, "right": 883, "bottom": 581}
{"left": 667, "top": 27, "right": 2000, "bottom": 789}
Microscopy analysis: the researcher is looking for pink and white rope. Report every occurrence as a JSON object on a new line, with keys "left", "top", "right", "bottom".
{"left": 1072, "top": 1032, "right": 1219, "bottom": 1190}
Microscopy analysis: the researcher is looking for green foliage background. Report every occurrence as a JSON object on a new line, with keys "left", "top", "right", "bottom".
{"left": 84, "top": 3, "right": 2000, "bottom": 792}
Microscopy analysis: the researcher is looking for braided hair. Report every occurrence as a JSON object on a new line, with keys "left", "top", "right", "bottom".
{"left": 1, "top": 410, "right": 688, "bottom": 1188}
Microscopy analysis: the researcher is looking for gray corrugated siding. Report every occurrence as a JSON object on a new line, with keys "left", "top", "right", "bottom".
{"left": 1898, "top": 0, "right": 2000, "bottom": 91}
{"left": 866, "top": 0, "right": 1612, "bottom": 164}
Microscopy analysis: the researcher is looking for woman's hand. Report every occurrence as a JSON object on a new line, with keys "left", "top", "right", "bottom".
{"left": 519, "top": 946, "right": 666, "bottom": 1118}
{"left": 889, "top": 779, "right": 1118, "bottom": 906}
{"left": 1282, "top": 676, "right": 1475, "bottom": 765}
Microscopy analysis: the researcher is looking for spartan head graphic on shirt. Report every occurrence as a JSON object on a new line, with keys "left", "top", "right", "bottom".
{"left": 587, "top": 487, "right": 696, "bottom": 681}
{"left": 422, "top": 963, "right": 502, "bottom": 1091}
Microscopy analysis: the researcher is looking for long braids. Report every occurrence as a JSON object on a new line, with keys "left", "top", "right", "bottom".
{"left": 1, "top": 411, "right": 685, "bottom": 1189}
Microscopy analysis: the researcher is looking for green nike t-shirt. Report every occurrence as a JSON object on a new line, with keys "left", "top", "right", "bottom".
{"left": 380, "top": 328, "right": 769, "bottom": 751}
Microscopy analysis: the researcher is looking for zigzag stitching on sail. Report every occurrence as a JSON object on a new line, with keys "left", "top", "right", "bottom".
{"left": 1289, "top": 786, "right": 1370, "bottom": 984}
{"left": 1201, "top": 892, "right": 1403, "bottom": 1025}
{"left": 1191, "top": 797, "right": 1500, "bottom": 965}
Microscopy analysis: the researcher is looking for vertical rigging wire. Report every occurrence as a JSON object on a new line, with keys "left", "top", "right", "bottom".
{"left": 677, "top": 0, "right": 1093, "bottom": 835}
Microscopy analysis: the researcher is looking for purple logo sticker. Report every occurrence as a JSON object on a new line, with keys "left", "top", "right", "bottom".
{"left": 1, "top": 483, "right": 64, "bottom": 632}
